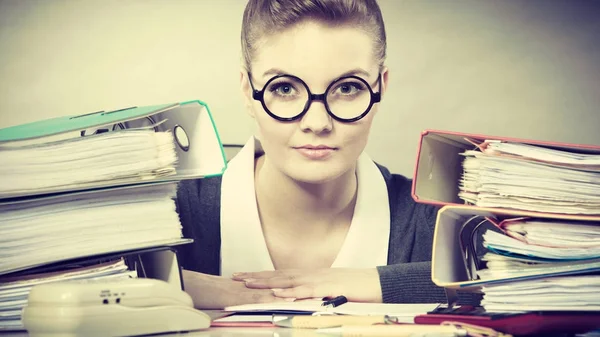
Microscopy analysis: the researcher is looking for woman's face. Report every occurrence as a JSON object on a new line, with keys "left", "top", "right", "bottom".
{"left": 241, "top": 21, "right": 388, "bottom": 183}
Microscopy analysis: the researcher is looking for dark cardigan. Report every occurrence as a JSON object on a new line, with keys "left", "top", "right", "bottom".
{"left": 175, "top": 164, "right": 479, "bottom": 305}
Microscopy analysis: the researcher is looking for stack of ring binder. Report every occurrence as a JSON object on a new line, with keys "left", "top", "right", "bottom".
{"left": 411, "top": 129, "right": 600, "bottom": 336}
{"left": 0, "top": 100, "right": 227, "bottom": 331}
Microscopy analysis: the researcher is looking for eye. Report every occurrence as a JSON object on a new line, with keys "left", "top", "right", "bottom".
{"left": 332, "top": 82, "right": 364, "bottom": 96}
{"left": 269, "top": 82, "right": 297, "bottom": 96}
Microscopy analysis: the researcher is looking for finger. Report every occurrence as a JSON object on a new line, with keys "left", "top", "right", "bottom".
{"left": 240, "top": 290, "right": 291, "bottom": 305}
{"left": 243, "top": 275, "right": 299, "bottom": 289}
{"left": 272, "top": 285, "right": 324, "bottom": 299}
{"left": 231, "top": 270, "right": 283, "bottom": 281}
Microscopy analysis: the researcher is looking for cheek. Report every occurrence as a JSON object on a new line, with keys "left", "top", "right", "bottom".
{"left": 338, "top": 116, "right": 375, "bottom": 151}
{"left": 254, "top": 109, "right": 295, "bottom": 149}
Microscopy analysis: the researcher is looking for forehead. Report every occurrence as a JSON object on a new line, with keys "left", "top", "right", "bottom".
{"left": 251, "top": 21, "right": 377, "bottom": 86}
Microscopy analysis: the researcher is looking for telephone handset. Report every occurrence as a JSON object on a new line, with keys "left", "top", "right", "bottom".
{"left": 22, "top": 277, "right": 211, "bottom": 337}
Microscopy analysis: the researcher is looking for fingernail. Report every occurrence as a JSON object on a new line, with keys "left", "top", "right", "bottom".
{"left": 284, "top": 298, "right": 296, "bottom": 302}
{"left": 232, "top": 272, "right": 244, "bottom": 278}
{"left": 243, "top": 278, "right": 255, "bottom": 283}
{"left": 271, "top": 288, "right": 282, "bottom": 292}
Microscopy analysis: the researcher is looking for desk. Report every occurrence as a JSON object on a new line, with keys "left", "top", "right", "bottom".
{"left": 2, "top": 310, "right": 597, "bottom": 337}
{"left": 3, "top": 326, "right": 597, "bottom": 337}
{"left": 1, "top": 327, "right": 315, "bottom": 337}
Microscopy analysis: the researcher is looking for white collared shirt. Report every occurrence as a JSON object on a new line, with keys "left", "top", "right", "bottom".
{"left": 220, "top": 137, "right": 390, "bottom": 277}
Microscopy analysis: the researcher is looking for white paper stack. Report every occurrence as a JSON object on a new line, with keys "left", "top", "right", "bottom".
{"left": 0, "top": 182, "right": 187, "bottom": 276}
{"left": 475, "top": 219, "right": 600, "bottom": 311}
{"left": 0, "top": 129, "right": 178, "bottom": 199}
{"left": 458, "top": 141, "right": 600, "bottom": 215}
{"left": 0, "top": 101, "right": 227, "bottom": 331}
{"left": 0, "top": 259, "right": 137, "bottom": 330}
{"left": 481, "top": 275, "right": 600, "bottom": 312}
{"left": 0, "top": 128, "right": 188, "bottom": 331}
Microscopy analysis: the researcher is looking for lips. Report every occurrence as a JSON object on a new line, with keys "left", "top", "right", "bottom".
{"left": 293, "top": 145, "right": 337, "bottom": 160}
{"left": 296, "top": 145, "right": 335, "bottom": 150}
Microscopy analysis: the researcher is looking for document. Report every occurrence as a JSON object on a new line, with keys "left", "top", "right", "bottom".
{"left": 481, "top": 275, "right": 600, "bottom": 312}
{"left": 501, "top": 219, "right": 600, "bottom": 248}
{"left": 483, "top": 230, "right": 600, "bottom": 260}
{"left": 0, "top": 129, "right": 178, "bottom": 199}
{"left": 224, "top": 301, "right": 441, "bottom": 323}
{"left": 0, "top": 183, "right": 186, "bottom": 275}
{"left": 483, "top": 141, "right": 600, "bottom": 170}
{"left": 458, "top": 140, "right": 600, "bottom": 215}
{"left": 475, "top": 218, "right": 600, "bottom": 280}
{"left": 477, "top": 253, "right": 600, "bottom": 280}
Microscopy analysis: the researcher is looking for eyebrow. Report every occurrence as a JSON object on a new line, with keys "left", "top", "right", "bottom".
{"left": 262, "top": 68, "right": 287, "bottom": 78}
{"left": 337, "top": 68, "right": 372, "bottom": 79}
{"left": 261, "top": 67, "right": 372, "bottom": 79}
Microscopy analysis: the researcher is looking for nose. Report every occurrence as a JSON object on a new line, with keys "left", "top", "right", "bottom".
{"left": 299, "top": 99, "right": 332, "bottom": 134}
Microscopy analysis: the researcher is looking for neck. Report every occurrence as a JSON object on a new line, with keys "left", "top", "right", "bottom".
{"left": 254, "top": 155, "right": 358, "bottom": 232}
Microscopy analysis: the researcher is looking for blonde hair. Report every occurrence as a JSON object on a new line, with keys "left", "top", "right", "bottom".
{"left": 241, "top": 0, "right": 387, "bottom": 71}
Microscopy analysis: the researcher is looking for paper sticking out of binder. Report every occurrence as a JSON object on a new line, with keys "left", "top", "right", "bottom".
{"left": 0, "top": 100, "right": 227, "bottom": 331}
{"left": 430, "top": 205, "right": 600, "bottom": 311}
{"left": 0, "top": 100, "right": 227, "bottom": 201}
{"left": 431, "top": 205, "right": 600, "bottom": 288}
{"left": 0, "top": 100, "right": 227, "bottom": 274}
{"left": 0, "top": 258, "right": 135, "bottom": 331}
{"left": 0, "top": 182, "right": 193, "bottom": 276}
{"left": 0, "top": 244, "right": 186, "bottom": 332}
{"left": 411, "top": 130, "right": 600, "bottom": 216}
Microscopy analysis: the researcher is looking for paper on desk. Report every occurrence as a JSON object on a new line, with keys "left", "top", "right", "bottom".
{"left": 224, "top": 301, "right": 440, "bottom": 323}
{"left": 225, "top": 300, "right": 330, "bottom": 313}
{"left": 332, "top": 302, "right": 441, "bottom": 322}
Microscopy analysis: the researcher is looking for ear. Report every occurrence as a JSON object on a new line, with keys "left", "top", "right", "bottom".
{"left": 240, "top": 70, "right": 256, "bottom": 118}
{"left": 379, "top": 66, "right": 389, "bottom": 98}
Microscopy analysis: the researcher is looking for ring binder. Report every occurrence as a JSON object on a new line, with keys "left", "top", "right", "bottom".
{"left": 0, "top": 100, "right": 227, "bottom": 200}
{"left": 0, "top": 100, "right": 226, "bottom": 331}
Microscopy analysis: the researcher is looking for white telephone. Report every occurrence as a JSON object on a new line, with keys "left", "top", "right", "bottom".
{"left": 22, "top": 277, "right": 211, "bottom": 337}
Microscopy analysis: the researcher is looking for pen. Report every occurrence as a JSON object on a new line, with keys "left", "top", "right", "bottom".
{"left": 322, "top": 295, "right": 348, "bottom": 308}
{"left": 273, "top": 315, "right": 397, "bottom": 329}
{"left": 315, "top": 324, "right": 467, "bottom": 337}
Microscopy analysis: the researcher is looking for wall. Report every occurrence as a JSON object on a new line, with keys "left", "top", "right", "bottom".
{"left": 0, "top": 0, "right": 598, "bottom": 176}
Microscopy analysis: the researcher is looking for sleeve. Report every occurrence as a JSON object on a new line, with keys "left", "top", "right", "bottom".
{"left": 377, "top": 262, "right": 482, "bottom": 305}
{"left": 377, "top": 261, "right": 447, "bottom": 303}
{"left": 378, "top": 200, "right": 450, "bottom": 303}
{"left": 379, "top": 178, "right": 482, "bottom": 305}
{"left": 174, "top": 180, "right": 197, "bottom": 271}
{"left": 174, "top": 178, "right": 222, "bottom": 276}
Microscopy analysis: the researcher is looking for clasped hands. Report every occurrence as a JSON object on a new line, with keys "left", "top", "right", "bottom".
{"left": 182, "top": 268, "right": 382, "bottom": 309}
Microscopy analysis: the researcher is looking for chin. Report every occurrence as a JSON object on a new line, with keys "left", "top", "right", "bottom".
{"left": 283, "top": 161, "right": 350, "bottom": 185}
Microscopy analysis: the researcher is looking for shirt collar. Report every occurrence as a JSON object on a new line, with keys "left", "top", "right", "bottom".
{"left": 220, "top": 136, "right": 390, "bottom": 277}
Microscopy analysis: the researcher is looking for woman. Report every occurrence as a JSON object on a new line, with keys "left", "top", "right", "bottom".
{"left": 177, "top": 0, "right": 472, "bottom": 309}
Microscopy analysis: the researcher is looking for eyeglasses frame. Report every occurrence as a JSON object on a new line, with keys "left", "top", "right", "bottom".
{"left": 248, "top": 72, "right": 382, "bottom": 123}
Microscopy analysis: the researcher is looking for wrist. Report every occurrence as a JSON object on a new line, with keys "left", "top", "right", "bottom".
{"left": 365, "top": 268, "right": 383, "bottom": 302}
{"left": 344, "top": 268, "right": 382, "bottom": 303}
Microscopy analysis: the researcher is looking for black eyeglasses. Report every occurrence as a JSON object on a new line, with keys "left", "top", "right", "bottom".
{"left": 248, "top": 72, "right": 382, "bottom": 123}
